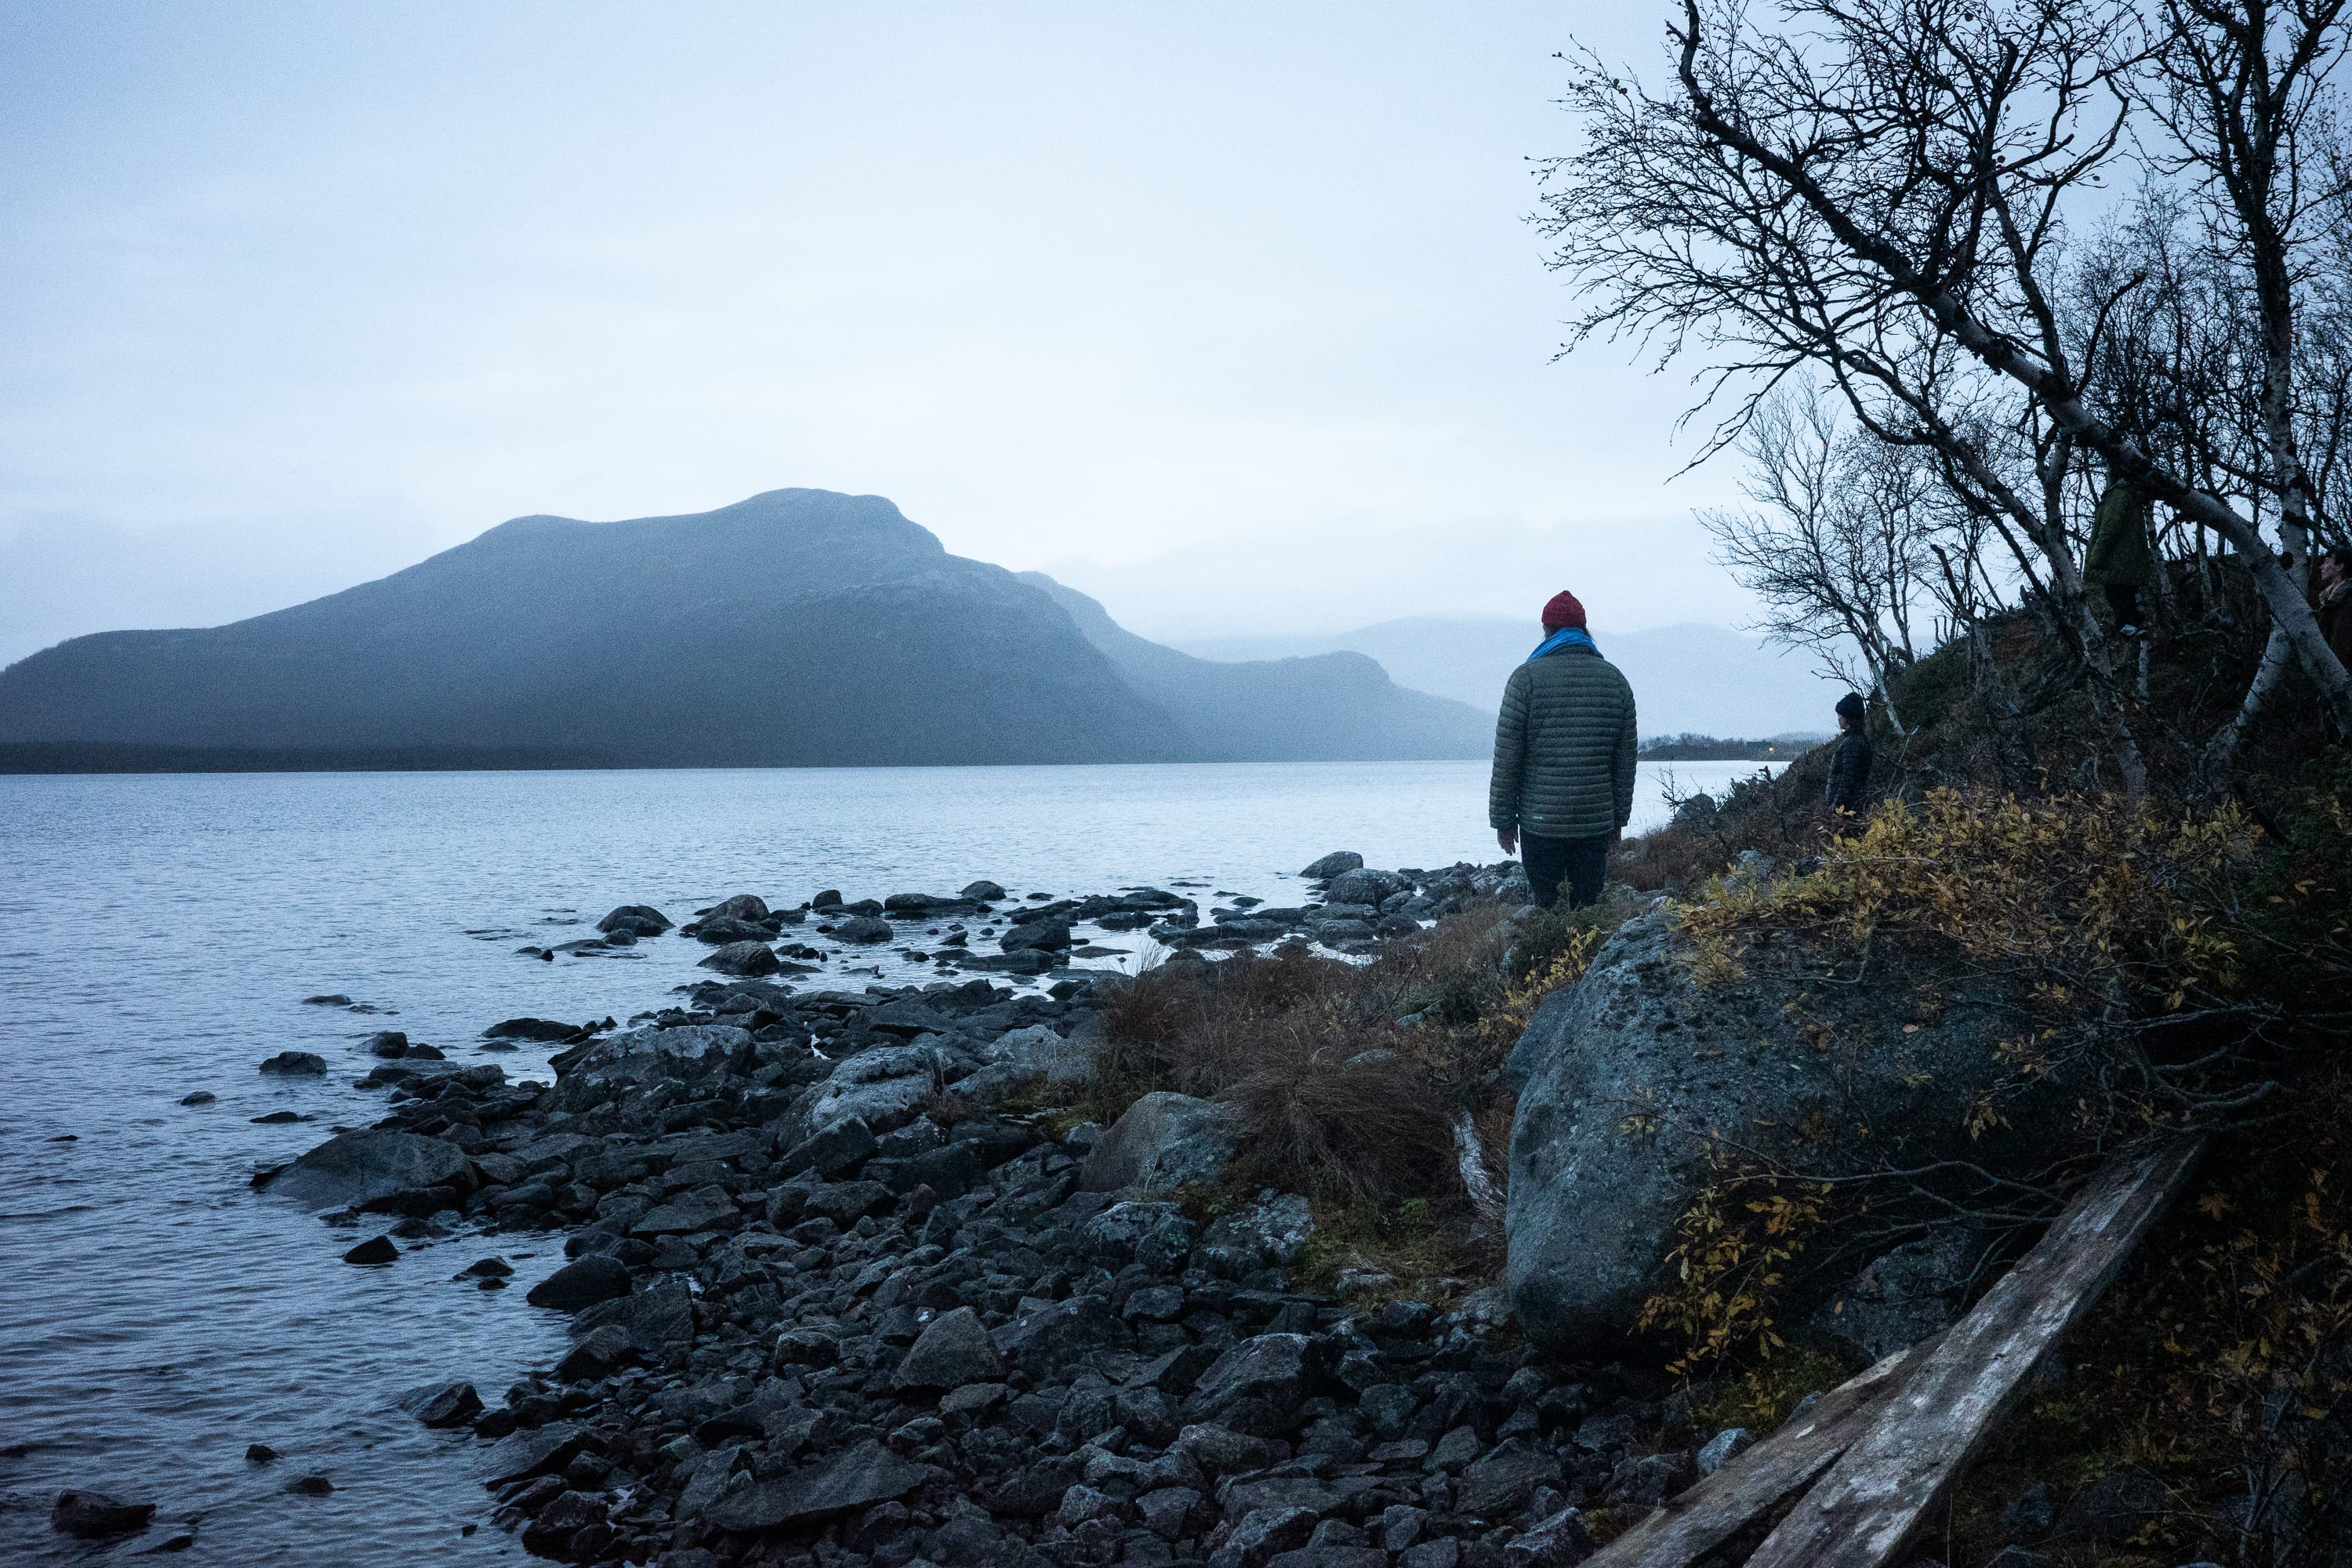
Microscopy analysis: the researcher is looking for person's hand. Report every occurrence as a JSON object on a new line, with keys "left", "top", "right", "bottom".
{"left": 1497, "top": 827, "right": 1518, "bottom": 857}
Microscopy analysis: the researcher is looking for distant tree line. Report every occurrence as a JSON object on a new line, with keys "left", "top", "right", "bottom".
{"left": 1637, "top": 733, "right": 1814, "bottom": 760}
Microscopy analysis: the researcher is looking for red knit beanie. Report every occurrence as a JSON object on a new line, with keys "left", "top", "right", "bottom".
{"left": 1541, "top": 590, "right": 1585, "bottom": 630}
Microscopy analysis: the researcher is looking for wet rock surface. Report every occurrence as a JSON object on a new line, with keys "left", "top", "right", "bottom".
{"left": 263, "top": 864, "right": 1687, "bottom": 1567}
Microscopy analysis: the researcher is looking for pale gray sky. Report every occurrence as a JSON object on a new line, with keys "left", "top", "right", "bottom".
{"left": 0, "top": 2, "right": 1756, "bottom": 666}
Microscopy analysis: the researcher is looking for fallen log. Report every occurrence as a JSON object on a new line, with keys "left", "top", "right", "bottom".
{"left": 1582, "top": 1335, "right": 1934, "bottom": 1567}
{"left": 1743, "top": 1135, "right": 2205, "bottom": 1568}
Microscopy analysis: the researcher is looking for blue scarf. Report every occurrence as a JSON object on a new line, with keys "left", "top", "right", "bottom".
{"left": 1527, "top": 626, "right": 1599, "bottom": 662}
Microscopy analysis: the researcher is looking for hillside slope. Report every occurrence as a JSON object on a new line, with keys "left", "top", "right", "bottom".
{"left": 1017, "top": 574, "right": 1492, "bottom": 761}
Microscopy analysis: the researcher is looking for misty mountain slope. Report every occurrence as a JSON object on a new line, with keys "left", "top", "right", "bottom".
{"left": 1178, "top": 614, "right": 1836, "bottom": 738}
{"left": 0, "top": 490, "right": 1188, "bottom": 767}
{"left": 1018, "top": 574, "right": 1491, "bottom": 761}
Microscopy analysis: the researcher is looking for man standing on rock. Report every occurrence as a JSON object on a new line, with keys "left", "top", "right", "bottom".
{"left": 1490, "top": 590, "right": 1637, "bottom": 909}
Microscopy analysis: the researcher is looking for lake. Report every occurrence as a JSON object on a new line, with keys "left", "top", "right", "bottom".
{"left": 0, "top": 759, "right": 1777, "bottom": 1564}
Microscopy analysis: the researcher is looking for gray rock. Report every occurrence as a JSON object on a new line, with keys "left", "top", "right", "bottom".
{"left": 630, "top": 1184, "right": 737, "bottom": 1236}
{"left": 597, "top": 903, "right": 672, "bottom": 936}
{"left": 961, "top": 880, "right": 1007, "bottom": 901}
{"left": 259, "top": 1128, "right": 476, "bottom": 1210}
{"left": 480, "top": 1422, "right": 585, "bottom": 1485}
{"left": 832, "top": 915, "right": 893, "bottom": 944}
{"left": 1998, "top": 1480, "right": 2057, "bottom": 1538}
{"left": 526, "top": 1254, "right": 631, "bottom": 1311}
{"left": 342, "top": 1234, "right": 397, "bottom": 1265}
{"left": 1398, "top": 1541, "right": 1461, "bottom": 1568}
{"left": 1506, "top": 910, "right": 2075, "bottom": 1352}
{"left": 996, "top": 1294, "right": 1133, "bottom": 1374}
{"left": 622, "top": 1279, "right": 695, "bottom": 1354}
{"left": 412, "top": 1381, "right": 483, "bottom": 1428}
{"left": 1301, "top": 851, "right": 1363, "bottom": 879}
{"left": 560, "top": 1024, "right": 750, "bottom": 1087}
{"left": 700, "top": 1439, "right": 936, "bottom": 1530}
{"left": 1193, "top": 1192, "right": 1315, "bottom": 1278}
{"left": 895, "top": 1305, "right": 1005, "bottom": 1389}
{"left": 704, "top": 894, "right": 769, "bottom": 921}
{"left": 1079, "top": 1093, "right": 1240, "bottom": 1192}
{"left": 1226, "top": 1506, "right": 1319, "bottom": 1565}
{"left": 1181, "top": 1333, "right": 1325, "bottom": 1432}
{"left": 988, "top": 1023, "right": 1102, "bottom": 1086}
{"left": 1808, "top": 1230, "right": 1977, "bottom": 1366}
{"left": 1324, "top": 868, "right": 1405, "bottom": 908}
{"left": 1174, "top": 1423, "right": 1279, "bottom": 1474}
{"left": 555, "top": 1323, "right": 637, "bottom": 1381}
{"left": 1138, "top": 1486, "right": 1203, "bottom": 1541}
{"left": 258, "top": 1051, "right": 327, "bottom": 1076}
{"left": 1082, "top": 1202, "right": 1196, "bottom": 1272}
{"left": 698, "top": 940, "right": 781, "bottom": 976}
{"left": 51, "top": 1491, "right": 155, "bottom": 1538}
{"left": 1695, "top": 1427, "right": 1751, "bottom": 1476}
{"left": 806, "top": 1044, "right": 941, "bottom": 1135}
{"left": 1501, "top": 1506, "right": 1592, "bottom": 1568}
{"left": 779, "top": 1116, "right": 877, "bottom": 1178}
{"left": 1458, "top": 1444, "right": 1563, "bottom": 1517}
{"left": 1001, "top": 920, "right": 1072, "bottom": 954}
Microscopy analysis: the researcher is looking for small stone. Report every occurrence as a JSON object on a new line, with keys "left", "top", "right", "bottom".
{"left": 895, "top": 1306, "right": 1005, "bottom": 1390}
{"left": 342, "top": 1234, "right": 398, "bottom": 1265}
{"left": 286, "top": 1475, "right": 333, "bottom": 1496}
{"left": 50, "top": 1490, "right": 155, "bottom": 1538}
{"left": 412, "top": 1381, "right": 483, "bottom": 1428}
{"left": 1696, "top": 1427, "right": 1751, "bottom": 1476}
{"left": 525, "top": 1254, "right": 630, "bottom": 1311}
{"left": 178, "top": 1092, "right": 215, "bottom": 1106}
{"left": 245, "top": 1444, "right": 278, "bottom": 1464}
{"left": 258, "top": 1051, "right": 327, "bottom": 1076}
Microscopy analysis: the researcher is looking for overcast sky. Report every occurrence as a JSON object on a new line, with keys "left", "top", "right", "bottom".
{"left": 0, "top": 2, "right": 1762, "bottom": 667}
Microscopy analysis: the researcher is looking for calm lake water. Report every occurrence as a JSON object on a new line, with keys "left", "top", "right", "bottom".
{"left": 0, "top": 759, "right": 1775, "bottom": 1565}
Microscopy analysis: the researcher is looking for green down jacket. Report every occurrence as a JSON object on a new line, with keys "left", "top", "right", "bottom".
{"left": 1489, "top": 644, "right": 1639, "bottom": 840}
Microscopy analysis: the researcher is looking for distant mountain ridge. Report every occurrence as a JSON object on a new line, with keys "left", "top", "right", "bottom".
{"left": 1177, "top": 615, "right": 1837, "bottom": 739}
{"left": 0, "top": 490, "right": 1489, "bottom": 771}
{"left": 1017, "top": 574, "right": 1490, "bottom": 762}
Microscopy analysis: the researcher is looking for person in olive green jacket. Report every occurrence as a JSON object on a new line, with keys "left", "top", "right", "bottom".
{"left": 1490, "top": 590, "right": 1639, "bottom": 908}
{"left": 2085, "top": 471, "right": 2155, "bottom": 634}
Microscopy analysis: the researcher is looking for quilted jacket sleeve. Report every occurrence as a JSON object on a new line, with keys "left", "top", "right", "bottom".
{"left": 1489, "top": 665, "right": 1530, "bottom": 831}
{"left": 1613, "top": 681, "right": 1638, "bottom": 829}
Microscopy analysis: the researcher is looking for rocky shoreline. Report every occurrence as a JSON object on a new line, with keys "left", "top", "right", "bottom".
{"left": 78, "top": 853, "right": 1740, "bottom": 1568}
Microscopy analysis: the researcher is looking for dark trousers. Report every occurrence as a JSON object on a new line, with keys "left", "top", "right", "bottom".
{"left": 1522, "top": 831, "right": 1610, "bottom": 909}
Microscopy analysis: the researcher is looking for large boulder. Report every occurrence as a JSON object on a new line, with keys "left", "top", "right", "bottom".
{"left": 894, "top": 1305, "right": 1004, "bottom": 1389}
{"left": 701, "top": 1440, "right": 937, "bottom": 1531}
{"left": 1504, "top": 910, "right": 2077, "bottom": 1354}
{"left": 698, "top": 941, "right": 781, "bottom": 976}
{"left": 1080, "top": 1092, "right": 1241, "bottom": 1193}
{"left": 805, "top": 1044, "right": 940, "bottom": 1135}
{"left": 1324, "top": 867, "right": 1405, "bottom": 908}
{"left": 1301, "top": 851, "right": 1363, "bottom": 879}
{"left": 558, "top": 1024, "right": 750, "bottom": 1087}
{"left": 259, "top": 1129, "right": 477, "bottom": 1210}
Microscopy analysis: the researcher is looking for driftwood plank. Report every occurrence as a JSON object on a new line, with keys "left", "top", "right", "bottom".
{"left": 1584, "top": 1337, "right": 1932, "bottom": 1567}
{"left": 1743, "top": 1135, "right": 2205, "bottom": 1568}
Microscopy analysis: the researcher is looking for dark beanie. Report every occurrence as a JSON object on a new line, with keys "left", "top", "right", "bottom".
{"left": 1541, "top": 590, "right": 1586, "bottom": 630}
{"left": 1835, "top": 692, "right": 1867, "bottom": 725}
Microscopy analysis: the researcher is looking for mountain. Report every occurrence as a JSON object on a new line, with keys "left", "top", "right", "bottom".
{"left": 1017, "top": 575, "right": 1490, "bottom": 762}
{"left": 0, "top": 490, "right": 1485, "bottom": 771}
{"left": 1176, "top": 615, "right": 1838, "bottom": 739}
{"left": 0, "top": 490, "right": 1185, "bottom": 768}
